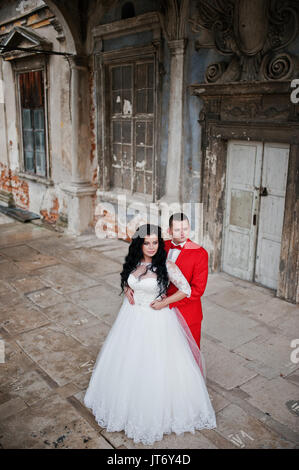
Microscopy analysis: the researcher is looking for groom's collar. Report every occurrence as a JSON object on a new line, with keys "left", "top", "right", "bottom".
{"left": 171, "top": 239, "right": 187, "bottom": 247}
{"left": 170, "top": 238, "right": 202, "bottom": 250}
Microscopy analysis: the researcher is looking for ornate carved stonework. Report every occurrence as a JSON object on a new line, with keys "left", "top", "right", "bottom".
{"left": 189, "top": 0, "right": 299, "bottom": 82}
{"left": 159, "top": 0, "right": 189, "bottom": 41}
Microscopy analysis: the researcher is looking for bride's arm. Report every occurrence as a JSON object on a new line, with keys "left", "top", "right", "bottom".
{"left": 151, "top": 289, "right": 187, "bottom": 309}
{"left": 150, "top": 260, "right": 191, "bottom": 310}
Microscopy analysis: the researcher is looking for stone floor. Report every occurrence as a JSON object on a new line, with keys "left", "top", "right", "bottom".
{"left": 0, "top": 213, "right": 298, "bottom": 449}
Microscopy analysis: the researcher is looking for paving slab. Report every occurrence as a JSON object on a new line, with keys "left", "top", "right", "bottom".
{"left": 58, "top": 248, "right": 124, "bottom": 277}
{"left": 8, "top": 275, "right": 50, "bottom": 295}
{"left": 66, "top": 284, "right": 123, "bottom": 324}
{"left": 0, "top": 260, "right": 28, "bottom": 280}
{"left": 0, "top": 213, "right": 15, "bottom": 225}
{"left": 0, "top": 368, "right": 54, "bottom": 407}
{"left": 0, "top": 338, "right": 35, "bottom": 385}
{"left": 268, "top": 309, "right": 299, "bottom": 337}
{"left": 0, "top": 393, "right": 80, "bottom": 448}
{"left": 233, "top": 332, "right": 299, "bottom": 379}
{"left": 203, "top": 273, "right": 235, "bottom": 297}
{"left": 201, "top": 337, "right": 258, "bottom": 390}
{"left": 0, "top": 300, "right": 50, "bottom": 335}
{"left": 214, "top": 403, "right": 294, "bottom": 448}
{"left": 35, "top": 264, "right": 100, "bottom": 294}
{"left": 240, "top": 375, "right": 299, "bottom": 434}
{"left": 240, "top": 296, "right": 299, "bottom": 324}
{"left": 202, "top": 298, "right": 260, "bottom": 349}
{"left": 28, "top": 417, "right": 114, "bottom": 449}
{"left": 0, "top": 224, "right": 54, "bottom": 247}
{"left": 15, "top": 325, "right": 94, "bottom": 386}
{"left": 0, "top": 396, "right": 28, "bottom": 421}
{"left": 205, "top": 284, "right": 274, "bottom": 315}
{"left": 26, "top": 287, "right": 66, "bottom": 308}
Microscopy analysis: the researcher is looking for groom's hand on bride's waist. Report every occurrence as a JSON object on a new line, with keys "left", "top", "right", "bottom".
{"left": 125, "top": 287, "right": 135, "bottom": 304}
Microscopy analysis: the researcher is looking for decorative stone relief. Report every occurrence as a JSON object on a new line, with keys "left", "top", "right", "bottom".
{"left": 189, "top": 0, "right": 299, "bottom": 82}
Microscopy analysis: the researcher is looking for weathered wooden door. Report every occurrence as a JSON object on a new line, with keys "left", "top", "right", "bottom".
{"left": 222, "top": 140, "right": 289, "bottom": 290}
{"left": 255, "top": 143, "right": 290, "bottom": 289}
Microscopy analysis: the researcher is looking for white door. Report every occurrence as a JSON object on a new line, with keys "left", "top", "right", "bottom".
{"left": 222, "top": 140, "right": 289, "bottom": 290}
{"left": 255, "top": 143, "right": 289, "bottom": 289}
{"left": 222, "top": 140, "right": 262, "bottom": 281}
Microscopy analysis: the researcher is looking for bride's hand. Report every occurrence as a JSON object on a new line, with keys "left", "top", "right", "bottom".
{"left": 150, "top": 299, "right": 167, "bottom": 310}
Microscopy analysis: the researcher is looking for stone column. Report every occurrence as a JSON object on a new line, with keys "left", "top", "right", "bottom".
{"left": 163, "top": 39, "right": 187, "bottom": 204}
{"left": 62, "top": 55, "right": 97, "bottom": 235}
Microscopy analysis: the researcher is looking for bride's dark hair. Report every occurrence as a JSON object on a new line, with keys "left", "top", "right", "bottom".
{"left": 120, "top": 224, "right": 169, "bottom": 299}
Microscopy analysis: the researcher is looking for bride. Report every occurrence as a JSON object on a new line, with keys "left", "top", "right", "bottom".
{"left": 83, "top": 224, "right": 216, "bottom": 445}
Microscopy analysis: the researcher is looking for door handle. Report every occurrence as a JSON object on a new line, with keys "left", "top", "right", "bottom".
{"left": 260, "top": 187, "right": 268, "bottom": 196}
{"left": 253, "top": 214, "right": 256, "bottom": 225}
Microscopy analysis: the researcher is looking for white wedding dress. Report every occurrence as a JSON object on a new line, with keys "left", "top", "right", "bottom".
{"left": 83, "top": 260, "right": 217, "bottom": 445}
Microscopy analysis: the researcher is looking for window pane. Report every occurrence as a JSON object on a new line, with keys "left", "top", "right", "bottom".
{"left": 135, "top": 170, "right": 144, "bottom": 193}
{"left": 22, "top": 109, "right": 32, "bottom": 129}
{"left": 147, "top": 89, "right": 153, "bottom": 114}
{"left": 136, "top": 63, "right": 147, "bottom": 88}
{"left": 136, "top": 121, "right": 145, "bottom": 145}
{"left": 33, "top": 109, "right": 44, "bottom": 129}
{"left": 148, "top": 63, "right": 154, "bottom": 88}
{"left": 122, "top": 65, "right": 132, "bottom": 89}
{"left": 23, "top": 129, "right": 34, "bottom": 151}
{"left": 112, "top": 92, "right": 122, "bottom": 114}
{"left": 122, "top": 121, "right": 131, "bottom": 144}
{"left": 112, "top": 167, "right": 122, "bottom": 188}
{"left": 122, "top": 144, "right": 132, "bottom": 166}
{"left": 123, "top": 168, "right": 132, "bottom": 190}
{"left": 146, "top": 147, "right": 153, "bottom": 171}
{"left": 145, "top": 173, "right": 152, "bottom": 195}
{"left": 122, "top": 90, "right": 133, "bottom": 115}
{"left": 136, "top": 89, "right": 146, "bottom": 113}
{"left": 24, "top": 151, "right": 34, "bottom": 171}
{"left": 34, "top": 130, "right": 45, "bottom": 151}
{"left": 112, "top": 67, "right": 122, "bottom": 90}
{"left": 19, "top": 70, "right": 44, "bottom": 108}
{"left": 146, "top": 121, "right": 153, "bottom": 146}
{"left": 113, "top": 143, "right": 122, "bottom": 164}
{"left": 36, "top": 150, "right": 46, "bottom": 176}
{"left": 136, "top": 147, "right": 145, "bottom": 169}
{"left": 112, "top": 121, "right": 121, "bottom": 142}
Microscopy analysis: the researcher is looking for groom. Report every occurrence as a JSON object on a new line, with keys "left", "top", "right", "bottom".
{"left": 163, "top": 213, "right": 208, "bottom": 349}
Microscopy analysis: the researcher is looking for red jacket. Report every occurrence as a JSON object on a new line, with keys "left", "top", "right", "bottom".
{"left": 164, "top": 238, "right": 208, "bottom": 327}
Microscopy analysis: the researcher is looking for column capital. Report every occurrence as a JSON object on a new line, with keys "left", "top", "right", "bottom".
{"left": 168, "top": 38, "right": 187, "bottom": 56}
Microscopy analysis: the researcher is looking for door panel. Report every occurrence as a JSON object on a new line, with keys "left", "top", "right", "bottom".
{"left": 255, "top": 143, "right": 289, "bottom": 289}
{"left": 222, "top": 141, "right": 262, "bottom": 280}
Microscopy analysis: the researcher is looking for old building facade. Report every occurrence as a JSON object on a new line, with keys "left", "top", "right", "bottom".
{"left": 0, "top": 0, "right": 298, "bottom": 303}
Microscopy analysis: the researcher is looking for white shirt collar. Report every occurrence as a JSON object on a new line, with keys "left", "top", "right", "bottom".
{"left": 171, "top": 240, "right": 186, "bottom": 248}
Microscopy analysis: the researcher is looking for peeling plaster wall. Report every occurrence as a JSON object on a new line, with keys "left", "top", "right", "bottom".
{"left": 0, "top": 0, "right": 72, "bottom": 225}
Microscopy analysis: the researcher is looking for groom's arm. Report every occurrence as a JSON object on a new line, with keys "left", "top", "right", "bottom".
{"left": 169, "top": 248, "right": 208, "bottom": 307}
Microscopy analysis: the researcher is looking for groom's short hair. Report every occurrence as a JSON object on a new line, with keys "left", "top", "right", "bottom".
{"left": 169, "top": 213, "right": 189, "bottom": 228}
